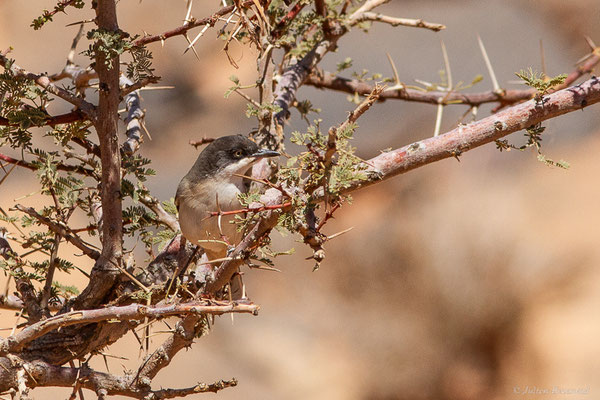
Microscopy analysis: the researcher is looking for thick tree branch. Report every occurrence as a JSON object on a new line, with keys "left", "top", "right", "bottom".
{"left": 0, "top": 301, "right": 258, "bottom": 356}
{"left": 72, "top": 0, "right": 124, "bottom": 311}
{"left": 337, "top": 76, "right": 600, "bottom": 194}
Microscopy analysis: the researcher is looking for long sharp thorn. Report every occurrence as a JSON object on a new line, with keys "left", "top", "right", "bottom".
{"left": 184, "top": 0, "right": 193, "bottom": 24}
{"left": 433, "top": 103, "right": 444, "bottom": 137}
{"left": 540, "top": 39, "right": 547, "bottom": 77}
{"left": 440, "top": 40, "right": 452, "bottom": 89}
{"left": 584, "top": 35, "right": 597, "bottom": 51}
{"left": 386, "top": 52, "right": 400, "bottom": 85}
{"left": 477, "top": 34, "right": 501, "bottom": 93}
{"left": 183, "top": 33, "right": 201, "bottom": 61}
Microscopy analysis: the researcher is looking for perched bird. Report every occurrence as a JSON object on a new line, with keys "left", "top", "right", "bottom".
{"left": 175, "top": 135, "right": 279, "bottom": 294}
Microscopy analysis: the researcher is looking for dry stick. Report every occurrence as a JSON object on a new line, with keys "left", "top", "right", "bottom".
{"left": 189, "top": 137, "right": 215, "bottom": 148}
{"left": 352, "top": 11, "right": 446, "bottom": 31}
{"left": 0, "top": 295, "right": 62, "bottom": 312}
{"left": 134, "top": 313, "right": 207, "bottom": 382}
{"left": 0, "top": 358, "right": 237, "bottom": 399}
{"left": 13, "top": 205, "right": 100, "bottom": 260}
{"left": 0, "top": 301, "right": 258, "bottom": 356}
{"left": 335, "top": 77, "right": 600, "bottom": 195}
{"left": 133, "top": 0, "right": 255, "bottom": 46}
{"left": 203, "top": 202, "right": 291, "bottom": 220}
{"left": 204, "top": 210, "right": 279, "bottom": 296}
{"left": 306, "top": 52, "right": 600, "bottom": 107}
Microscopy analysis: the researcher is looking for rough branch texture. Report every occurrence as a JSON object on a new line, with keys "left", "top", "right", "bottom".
{"left": 73, "top": 0, "right": 124, "bottom": 311}
{"left": 341, "top": 76, "right": 600, "bottom": 193}
{"left": 0, "top": 301, "right": 258, "bottom": 357}
{"left": 306, "top": 50, "right": 600, "bottom": 107}
{"left": 0, "top": 358, "right": 237, "bottom": 399}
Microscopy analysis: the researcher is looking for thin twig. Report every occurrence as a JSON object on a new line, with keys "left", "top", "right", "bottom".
{"left": 13, "top": 204, "right": 100, "bottom": 260}
{"left": 353, "top": 12, "right": 445, "bottom": 31}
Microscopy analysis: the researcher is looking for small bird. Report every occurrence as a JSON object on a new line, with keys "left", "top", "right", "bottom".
{"left": 175, "top": 135, "right": 279, "bottom": 294}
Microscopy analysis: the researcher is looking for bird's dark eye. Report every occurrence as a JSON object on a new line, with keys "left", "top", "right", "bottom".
{"left": 233, "top": 149, "right": 243, "bottom": 158}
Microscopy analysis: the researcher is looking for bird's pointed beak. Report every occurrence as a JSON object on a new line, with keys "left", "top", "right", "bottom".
{"left": 250, "top": 148, "right": 280, "bottom": 158}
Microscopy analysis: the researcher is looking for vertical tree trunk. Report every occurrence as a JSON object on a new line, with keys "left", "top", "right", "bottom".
{"left": 73, "top": 0, "right": 123, "bottom": 309}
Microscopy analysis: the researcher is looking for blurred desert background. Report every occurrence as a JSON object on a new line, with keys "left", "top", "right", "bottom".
{"left": 2, "top": 0, "right": 600, "bottom": 399}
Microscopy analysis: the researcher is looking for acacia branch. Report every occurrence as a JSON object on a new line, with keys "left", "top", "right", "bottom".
{"left": 0, "top": 233, "right": 43, "bottom": 321}
{"left": 0, "top": 152, "right": 94, "bottom": 175}
{"left": 0, "top": 54, "right": 96, "bottom": 118}
{"left": 133, "top": 1, "right": 254, "bottom": 47}
{"left": 306, "top": 53, "right": 600, "bottom": 107}
{"left": 0, "top": 110, "right": 86, "bottom": 127}
{"left": 337, "top": 77, "right": 600, "bottom": 194}
{"left": 204, "top": 210, "right": 280, "bottom": 295}
{"left": 71, "top": 0, "right": 124, "bottom": 311}
{"left": 353, "top": 12, "right": 445, "bottom": 31}
{"left": 267, "top": 0, "right": 427, "bottom": 147}
{"left": 13, "top": 205, "right": 101, "bottom": 260}
{"left": 306, "top": 71, "right": 532, "bottom": 106}
{"left": 135, "top": 313, "right": 207, "bottom": 382}
{"left": 0, "top": 295, "right": 62, "bottom": 312}
{"left": 150, "top": 380, "right": 238, "bottom": 398}
{"left": 0, "top": 301, "right": 258, "bottom": 356}
{"left": 0, "top": 358, "right": 236, "bottom": 399}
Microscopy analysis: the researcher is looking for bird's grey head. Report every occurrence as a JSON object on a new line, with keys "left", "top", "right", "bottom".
{"left": 189, "top": 135, "right": 279, "bottom": 179}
